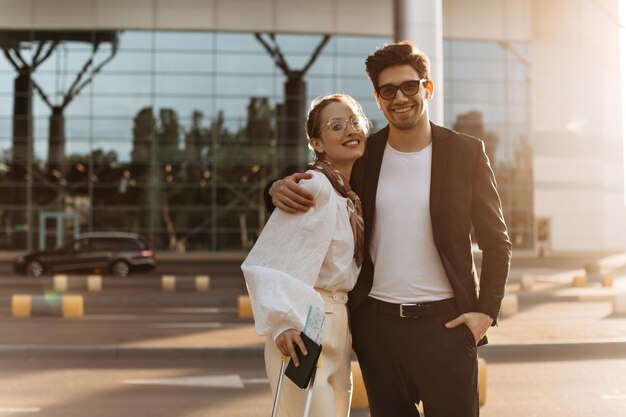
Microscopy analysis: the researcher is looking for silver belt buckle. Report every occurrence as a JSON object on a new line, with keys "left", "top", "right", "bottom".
{"left": 400, "top": 303, "right": 417, "bottom": 318}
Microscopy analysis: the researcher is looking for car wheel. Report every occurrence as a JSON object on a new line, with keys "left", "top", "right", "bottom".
{"left": 26, "top": 260, "right": 44, "bottom": 277}
{"left": 111, "top": 260, "right": 130, "bottom": 277}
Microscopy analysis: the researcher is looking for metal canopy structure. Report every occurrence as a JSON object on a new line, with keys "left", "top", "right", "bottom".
{"left": 1, "top": 30, "right": 119, "bottom": 250}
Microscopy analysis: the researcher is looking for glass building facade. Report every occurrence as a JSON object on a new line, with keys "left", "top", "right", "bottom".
{"left": 444, "top": 40, "right": 534, "bottom": 249}
{"left": 0, "top": 30, "right": 532, "bottom": 251}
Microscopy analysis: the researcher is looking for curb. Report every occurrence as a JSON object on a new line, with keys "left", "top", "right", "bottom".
{"left": 1, "top": 339, "right": 625, "bottom": 360}
{"left": 0, "top": 345, "right": 265, "bottom": 360}
{"left": 0, "top": 251, "right": 248, "bottom": 263}
{"left": 480, "top": 339, "right": 626, "bottom": 363}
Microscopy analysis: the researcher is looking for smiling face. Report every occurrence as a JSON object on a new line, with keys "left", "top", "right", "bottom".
{"left": 309, "top": 100, "right": 367, "bottom": 167}
{"left": 375, "top": 64, "right": 433, "bottom": 132}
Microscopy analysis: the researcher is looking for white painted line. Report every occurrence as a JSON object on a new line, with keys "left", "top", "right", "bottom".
{"left": 492, "top": 337, "right": 626, "bottom": 345}
{"left": 124, "top": 374, "right": 246, "bottom": 389}
{"left": 0, "top": 408, "right": 41, "bottom": 413}
{"left": 150, "top": 322, "right": 223, "bottom": 329}
{"left": 601, "top": 394, "right": 626, "bottom": 400}
{"left": 122, "top": 374, "right": 268, "bottom": 389}
{"left": 159, "top": 308, "right": 236, "bottom": 314}
{"left": 83, "top": 315, "right": 138, "bottom": 320}
{"left": 243, "top": 378, "right": 269, "bottom": 384}
{"left": 597, "top": 252, "right": 626, "bottom": 269}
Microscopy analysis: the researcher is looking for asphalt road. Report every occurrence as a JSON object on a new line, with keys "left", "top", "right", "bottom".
{"left": 0, "top": 255, "right": 624, "bottom": 416}
{"left": 0, "top": 355, "right": 624, "bottom": 417}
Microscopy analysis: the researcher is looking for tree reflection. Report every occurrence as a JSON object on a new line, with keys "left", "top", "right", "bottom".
{"left": 453, "top": 110, "right": 534, "bottom": 249}
{"left": 126, "top": 101, "right": 276, "bottom": 251}
{"left": 0, "top": 29, "right": 360, "bottom": 251}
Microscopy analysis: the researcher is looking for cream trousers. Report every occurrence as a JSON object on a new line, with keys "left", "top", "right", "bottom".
{"left": 265, "top": 289, "right": 353, "bottom": 417}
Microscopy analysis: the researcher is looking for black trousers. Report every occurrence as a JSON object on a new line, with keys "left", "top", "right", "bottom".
{"left": 351, "top": 298, "right": 479, "bottom": 417}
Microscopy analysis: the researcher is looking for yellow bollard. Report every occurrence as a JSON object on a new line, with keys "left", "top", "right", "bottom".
{"left": 237, "top": 295, "right": 253, "bottom": 319}
{"left": 87, "top": 275, "right": 103, "bottom": 292}
{"left": 53, "top": 275, "right": 68, "bottom": 292}
{"left": 520, "top": 274, "right": 535, "bottom": 290}
{"left": 195, "top": 275, "right": 210, "bottom": 292}
{"left": 62, "top": 295, "right": 84, "bottom": 318}
{"left": 613, "top": 293, "right": 626, "bottom": 314}
{"left": 11, "top": 294, "right": 83, "bottom": 318}
{"left": 162, "top": 275, "right": 176, "bottom": 292}
{"left": 478, "top": 357, "right": 487, "bottom": 406}
{"left": 11, "top": 295, "right": 32, "bottom": 317}
{"left": 601, "top": 274, "right": 614, "bottom": 288}
{"left": 500, "top": 294, "right": 518, "bottom": 317}
{"left": 572, "top": 275, "right": 587, "bottom": 287}
{"left": 351, "top": 361, "right": 369, "bottom": 409}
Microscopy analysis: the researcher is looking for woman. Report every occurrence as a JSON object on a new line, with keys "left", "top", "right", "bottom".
{"left": 241, "top": 93, "right": 369, "bottom": 417}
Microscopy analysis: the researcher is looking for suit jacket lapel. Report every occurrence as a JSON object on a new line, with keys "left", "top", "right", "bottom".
{"left": 363, "top": 126, "right": 389, "bottom": 245}
{"left": 429, "top": 122, "right": 450, "bottom": 216}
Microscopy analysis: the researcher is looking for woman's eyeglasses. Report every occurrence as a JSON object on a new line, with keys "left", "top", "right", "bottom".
{"left": 377, "top": 78, "right": 427, "bottom": 100}
{"left": 323, "top": 115, "right": 365, "bottom": 134}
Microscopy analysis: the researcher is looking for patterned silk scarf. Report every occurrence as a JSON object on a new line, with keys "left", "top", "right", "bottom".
{"left": 313, "top": 159, "right": 364, "bottom": 267}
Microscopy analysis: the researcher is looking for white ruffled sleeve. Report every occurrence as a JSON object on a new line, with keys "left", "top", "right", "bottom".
{"left": 241, "top": 171, "right": 336, "bottom": 341}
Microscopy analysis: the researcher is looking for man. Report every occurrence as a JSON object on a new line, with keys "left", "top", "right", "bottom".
{"left": 268, "top": 41, "right": 511, "bottom": 417}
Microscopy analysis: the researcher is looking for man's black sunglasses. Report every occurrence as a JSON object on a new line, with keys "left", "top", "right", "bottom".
{"left": 377, "top": 79, "right": 427, "bottom": 100}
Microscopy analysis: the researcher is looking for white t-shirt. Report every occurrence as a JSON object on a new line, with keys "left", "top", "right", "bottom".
{"left": 369, "top": 142, "right": 454, "bottom": 303}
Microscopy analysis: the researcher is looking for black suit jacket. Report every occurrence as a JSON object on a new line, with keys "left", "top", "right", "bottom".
{"left": 348, "top": 123, "right": 512, "bottom": 324}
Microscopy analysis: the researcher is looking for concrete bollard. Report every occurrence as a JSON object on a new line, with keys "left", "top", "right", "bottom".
{"left": 572, "top": 275, "right": 587, "bottom": 287}
{"left": 62, "top": 295, "right": 84, "bottom": 318}
{"left": 478, "top": 357, "right": 487, "bottom": 406}
{"left": 162, "top": 275, "right": 210, "bottom": 292}
{"left": 195, "top": 275, "right": 210, "bottom": 292}
{"left": 53, "top": 275, "right": 101, "bottom": 292}
{"left": 87, "top": 275, "right": 103, "bottom": 292}
{"left": 584, "top": 262, "right": 601, "bottom": 282}
{"left": 351, "top": 361, "right": 368, "bottom": 409}
{"left": 500, "top": 294, "right": 518, "bottom": 317}
{"left": 11, "top": 295, "right": 31, "bottom": 317}
{"left": 601, "top": 274, "right": 614, "bottom": 288}
{"left": 11, "top": 294, "right": 84, "bottom": 318}
{"left": 613, "top": 293, "right": 626, "bottom": 314}
{"left": 161, "top": 275, "right": 176, "bottom": 292}
{"left": 53, "top": 275, "right": 68, "bottom": 292}
{"left": 520, "top": 274, "right": 535, "bottom": 290}
{"left": 237, "top": 295, "right": 254, "bottom": 319}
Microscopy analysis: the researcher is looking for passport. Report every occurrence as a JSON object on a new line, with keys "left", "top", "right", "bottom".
{"left": 284, "top": 331, "right": 322, "bottom": 389}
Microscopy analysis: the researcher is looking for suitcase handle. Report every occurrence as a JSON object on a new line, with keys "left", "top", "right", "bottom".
{"left": 270, "top": 354, "right": 321, "bottom": 417}
{"left": 271, "top": 356, "right": 290, "bottom": 417}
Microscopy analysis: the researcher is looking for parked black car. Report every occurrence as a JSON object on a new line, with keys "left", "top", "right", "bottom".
{"left": 13, "top": 232, "right": 156, "bottom": 277}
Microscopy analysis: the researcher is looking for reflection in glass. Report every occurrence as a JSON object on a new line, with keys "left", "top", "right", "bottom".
{"left": 446, "top": 38, "right": 533, "bottom": 248}
{"left": 7, "top": 30, "right": 539, "bottom": 251}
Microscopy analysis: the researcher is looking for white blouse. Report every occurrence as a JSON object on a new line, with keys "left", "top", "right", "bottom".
{"left": 242, "top": 170, "right": 361, "bottom": 341}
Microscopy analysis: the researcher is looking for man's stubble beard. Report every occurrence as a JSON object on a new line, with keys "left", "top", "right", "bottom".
{"left": 387, "top": 109, "right": 424, "bottom": 131}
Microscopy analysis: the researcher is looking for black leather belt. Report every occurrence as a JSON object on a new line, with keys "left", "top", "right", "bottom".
{"left": 367, "top": 297, "right": 457, "bottom": 318}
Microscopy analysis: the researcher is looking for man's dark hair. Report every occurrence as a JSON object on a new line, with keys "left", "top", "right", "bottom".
{"left": 365, "top": 41, "right": 431, "bottom": 91}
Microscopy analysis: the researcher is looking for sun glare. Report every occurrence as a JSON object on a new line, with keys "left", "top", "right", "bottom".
{"left": 621, "top": 0, "right": 626, "bottom": 206}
